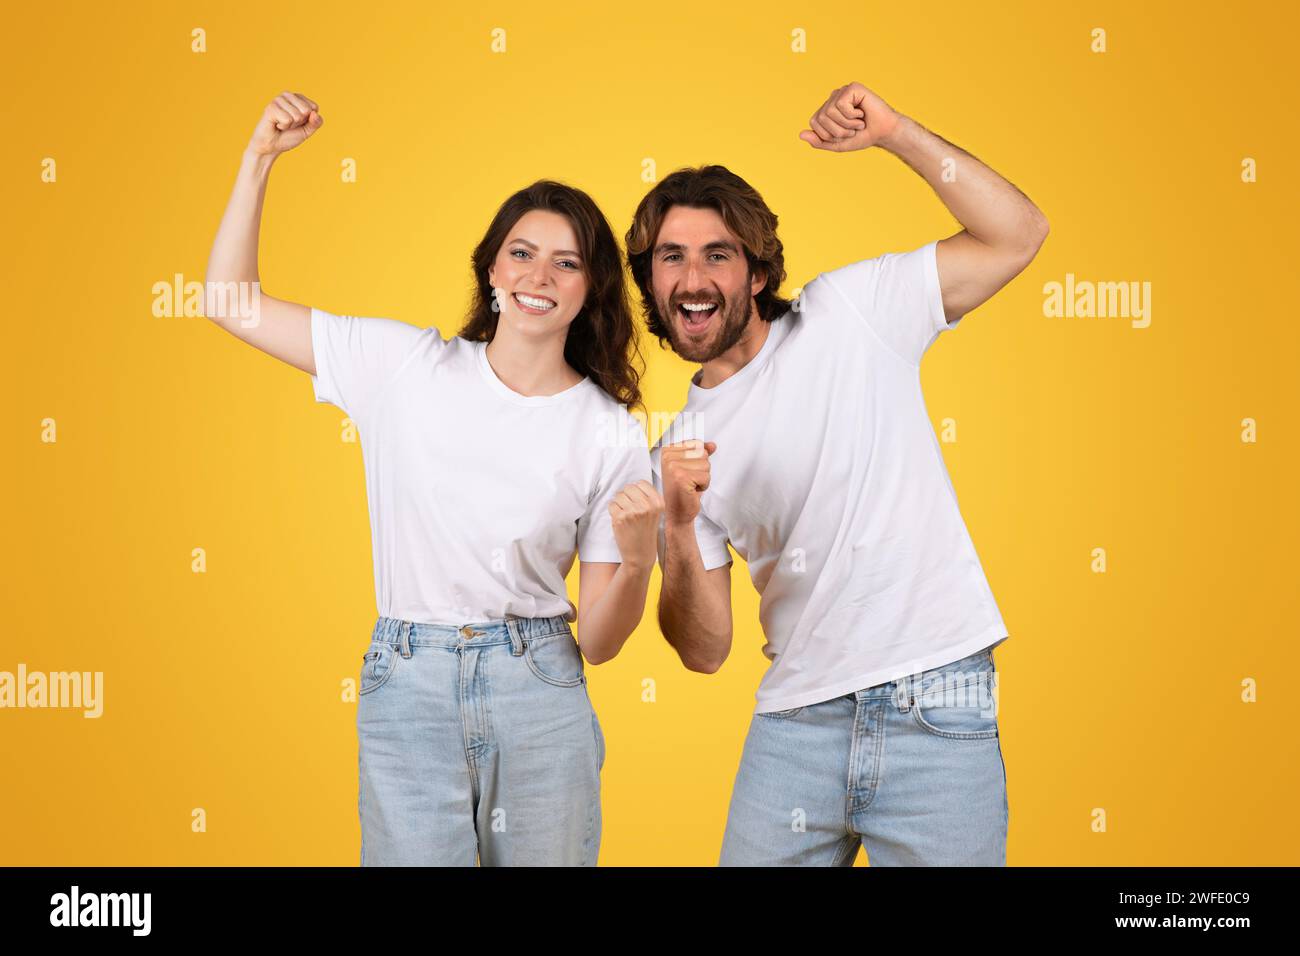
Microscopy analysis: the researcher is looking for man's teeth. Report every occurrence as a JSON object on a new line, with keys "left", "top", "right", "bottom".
{"left": 680, "top": 302, "right": 718, "bottom": 328}
{"left": 515, "top": 293, "right": 556, "bottom": 311}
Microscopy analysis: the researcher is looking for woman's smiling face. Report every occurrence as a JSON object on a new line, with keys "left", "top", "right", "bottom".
{"left": 488, "top": 209, "right": 589, "bottom": 337}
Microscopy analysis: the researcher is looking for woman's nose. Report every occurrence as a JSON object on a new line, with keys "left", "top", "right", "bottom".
{"left": 528, "top": 259, "right": 555, "bottom": 287}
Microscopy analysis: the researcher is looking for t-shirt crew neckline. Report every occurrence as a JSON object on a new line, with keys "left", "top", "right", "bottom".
{"left": 474, "top": 338, "right": 592, "bottom": 406}
{"left": 686, "top": 311, "right": 789, "bottom": 403}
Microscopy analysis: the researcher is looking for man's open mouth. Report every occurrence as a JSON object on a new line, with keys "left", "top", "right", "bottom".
{"left": 677, "top": 300, "right": 718, "bottom": 333}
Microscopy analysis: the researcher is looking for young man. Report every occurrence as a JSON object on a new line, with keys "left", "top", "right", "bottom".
{"left": 628, "top": 82, "right": 1048, "bottom": 865}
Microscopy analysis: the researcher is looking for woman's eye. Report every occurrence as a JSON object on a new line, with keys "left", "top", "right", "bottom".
{"left": 510, "top": 249, "right": 529, "bottom": 259}
{"left": 558, "top": 260, "right": 579, "bottom": 270}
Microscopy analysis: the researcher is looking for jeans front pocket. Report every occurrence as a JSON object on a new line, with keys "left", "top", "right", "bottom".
{"left": 910, "top": 673, "right": 998, "bottom": 739}
{"left": 523, "top": 631, "right": 586, "bottom": 687}
{"left": 359, "top": 641, "right": 400, "bottom": 696}
{"left": 758, "top": 706, "right": 805, "bottom": 720}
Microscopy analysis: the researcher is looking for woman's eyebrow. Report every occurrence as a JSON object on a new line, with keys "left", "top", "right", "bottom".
{"left": 510, "top": 237, "right": 582, "bottom": 257}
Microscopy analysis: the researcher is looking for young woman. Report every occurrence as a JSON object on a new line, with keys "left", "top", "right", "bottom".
{"left": 204, "top": 92, "right": 660, "bottom": 866}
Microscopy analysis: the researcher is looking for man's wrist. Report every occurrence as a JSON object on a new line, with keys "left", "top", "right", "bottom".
{"left": 876, "top": 112, "right": 912, "bottom": 153}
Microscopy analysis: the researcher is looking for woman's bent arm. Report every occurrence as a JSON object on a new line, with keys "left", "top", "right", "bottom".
{"left": 203, "top": 92, "right": 323, "bottom": 375}
{"left": 575, "top": 480, "right": 664, "bottom": 664}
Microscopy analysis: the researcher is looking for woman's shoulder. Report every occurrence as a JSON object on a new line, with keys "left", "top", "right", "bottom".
{"left": 577, "top": 390, "right": 650, "bottom": 465}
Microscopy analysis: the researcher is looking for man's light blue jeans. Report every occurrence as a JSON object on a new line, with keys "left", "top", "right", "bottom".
{"left": 356, "top": 615, "right": 605, "bottom": 866}
{"left": 719, "top": 644, "right": 1008, "bottom": 866}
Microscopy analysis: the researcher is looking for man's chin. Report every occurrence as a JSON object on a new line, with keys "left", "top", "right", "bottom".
{"left": 668, "top": 328, "right": 716, "bottom": 363}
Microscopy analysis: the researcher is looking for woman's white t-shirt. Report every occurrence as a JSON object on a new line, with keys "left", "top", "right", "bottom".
{"left": 651, "top": 240, "right": 1009, "bottom": 715}
{"left": 310, "top": 308, "right": 651, "bottom": 625}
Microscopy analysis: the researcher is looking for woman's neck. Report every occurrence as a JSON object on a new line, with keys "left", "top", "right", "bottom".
{"left": 484, "top": 326, "right": 584, "bottom": 397}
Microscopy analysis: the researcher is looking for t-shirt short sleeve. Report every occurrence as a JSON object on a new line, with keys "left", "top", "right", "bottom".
{"left": 813, "top": 239, "right": 958, "bottom": 366}
{"left": 310, "top": 307, "right": 432, "bottom": 421}
{"left": 650, "top": 449, "right": 733, "bottom": 571}
{"left": 656, "top": 507, "right": 732, "bottom": 571}
{"left": 576, "top": 412, "right": 654, "bottom": 564}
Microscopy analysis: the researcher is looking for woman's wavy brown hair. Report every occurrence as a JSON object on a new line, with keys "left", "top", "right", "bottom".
{"left": 459, "top": 180, "right": 644, "bottom": 412}
{"left": 624, "top": 164, "right": 793, "bottom": 345}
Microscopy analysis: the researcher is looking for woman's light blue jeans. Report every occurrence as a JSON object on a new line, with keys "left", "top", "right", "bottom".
{"left": 356, "top": 615, "right": 605, "bottom": 866}
{"left": 719, "top": 644, "right": 1008, "bottom": 866}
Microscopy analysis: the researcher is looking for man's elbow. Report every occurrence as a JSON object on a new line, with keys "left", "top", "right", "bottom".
{"left": 683, "top": 651, "right": 727, "bottom": 674}
{"left": 1021, "top": 211, "right": 1049, "bottom": 254}
{"left": 665, "top": 625, "right": 730, "bottom": 673}
{"left": 657, "top": 621, "right": 723, "bottom": 675}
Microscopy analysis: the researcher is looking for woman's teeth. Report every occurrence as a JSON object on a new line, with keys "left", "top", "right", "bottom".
{"left": 514, "top": 292, "right": 556, "bottom": 313}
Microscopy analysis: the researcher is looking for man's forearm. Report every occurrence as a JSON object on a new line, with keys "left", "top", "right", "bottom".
{"left": 879, "top": 114, "right": 1047, "bottom": 249}
{"left": 659, "top": 521, "right": 730, "bottom": 672}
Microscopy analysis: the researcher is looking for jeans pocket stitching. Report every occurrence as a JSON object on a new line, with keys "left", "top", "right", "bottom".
{"left": 359, "top": 642, "right": 400, "bottom": 696}
{"left": 759, "top": 706, "right": 805, "bottom": 719}
{"left": 911, "top": 699, "right": 998, "bottom": 739}
{"left": 523, "top": 639, "right": 585, "bottom": 687}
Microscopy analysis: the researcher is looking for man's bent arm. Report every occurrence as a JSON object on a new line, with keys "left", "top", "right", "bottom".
{"left": 658, "top": 520, "right": 732, "bottom": 674}
{"left": 878, "top": 113, "right": 1049, "bottom": 322}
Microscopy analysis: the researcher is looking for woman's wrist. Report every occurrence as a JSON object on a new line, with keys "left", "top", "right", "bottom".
{"left": 241, "top": 146, "right": 277, "bottom": 177}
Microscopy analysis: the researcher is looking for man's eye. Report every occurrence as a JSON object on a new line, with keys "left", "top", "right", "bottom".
{"left": 663, "top": 253, "right": 681, "bottom": 263}
{"left": 709, "top": 253, "right": 727, "bottom": 262}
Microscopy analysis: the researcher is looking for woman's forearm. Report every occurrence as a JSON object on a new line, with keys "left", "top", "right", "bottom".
{"left": 206, "top": 149, "right": 276, "bottom": 294}
{"left": 578, "top": 562, "right": 654, "bottom": 665}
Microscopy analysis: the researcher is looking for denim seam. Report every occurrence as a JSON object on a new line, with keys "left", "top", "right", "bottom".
{"left": 359, "top": 643, "right": 400, "bottom": 696}
{"left": 459, "top": 647, "right": 481, "bottom": 796}
{"left": 583, "top": 778, "right": 597, "bottom": 866}
{"left": 523, "top": 639, "right": 586, "bottom": 687}
{"left": 357, "top": 742, "right": 366, "bottom": 866}
{"left": 910, "top": 701, "right": 999, "bottom": 740}
{"left": 844, "top": 697, "right": 863, "bottom": 836}
{"left": 850, "top": 701, "right": 886, "bottom": 816}
{"left": 477, "top": 645, "right": 495, "bottom": 762}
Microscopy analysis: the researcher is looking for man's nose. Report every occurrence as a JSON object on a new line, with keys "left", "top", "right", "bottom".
{"left": 684, "top": 256, "right": 703, "bottom": 291}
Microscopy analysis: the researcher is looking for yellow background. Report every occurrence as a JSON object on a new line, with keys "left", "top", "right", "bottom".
{"left": 2, "top": 0, "right": 1296, "bottom": 865}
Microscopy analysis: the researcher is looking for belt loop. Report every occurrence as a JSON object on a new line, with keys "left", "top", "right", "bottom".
{"left": 895, "top": 673, "right": 913, "bottom": 712}
{"left": 506, "top": 617, "right": 524, "bottom": 657}
{"left": 399, "top": 620, "right": 412, "bottom": 658}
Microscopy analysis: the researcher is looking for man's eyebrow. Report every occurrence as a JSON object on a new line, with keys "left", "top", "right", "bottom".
{"left": 653, "top": 239, "right": 741, "bottom": 255}
{"left": 508, "top": 237, "right": 582, "bottom": 257}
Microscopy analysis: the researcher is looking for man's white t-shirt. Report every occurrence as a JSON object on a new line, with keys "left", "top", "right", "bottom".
{"left": 310, "top": 308, "right": 651, "bottom": 625}
{"left": 650, "top": 240, "right": 1009, "bottom": 715}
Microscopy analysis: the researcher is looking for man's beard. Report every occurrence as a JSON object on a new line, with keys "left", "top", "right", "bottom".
{"left": 659, "top": 289, "right": 753, "bottom": 364}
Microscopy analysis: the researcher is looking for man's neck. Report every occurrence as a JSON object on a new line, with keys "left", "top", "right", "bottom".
{"left": 695, "top": 314, "right": 772, "bottom": 390}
